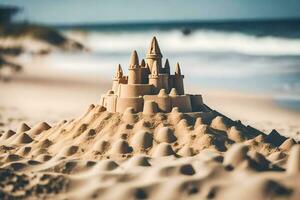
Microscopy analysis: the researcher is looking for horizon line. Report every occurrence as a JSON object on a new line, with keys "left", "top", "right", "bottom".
{"left": 20, "top": 17, "right": 300, "bottom": 27}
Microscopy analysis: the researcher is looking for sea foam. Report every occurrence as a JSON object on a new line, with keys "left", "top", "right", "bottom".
{"left": 65, "top": 30, "right": 300, "bottom": 56}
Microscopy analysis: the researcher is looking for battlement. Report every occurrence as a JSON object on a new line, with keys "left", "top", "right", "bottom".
{"left": 100, "top": 37, "right": 204, "bottom": 113}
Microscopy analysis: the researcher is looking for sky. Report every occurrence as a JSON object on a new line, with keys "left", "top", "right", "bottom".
{"left": 1, "top": 0, "right": 300, "bottom": 24}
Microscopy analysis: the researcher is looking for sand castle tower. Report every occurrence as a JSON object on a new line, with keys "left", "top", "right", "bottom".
{"left": 146, "top": 36, "right": 163, "bottom": 71}
{"left": 173, "top": 62, "right": 184, "bottom": 95}
{"left": 128, "top": 50, "right": 141, "bottom": 84}
{"left": 100, "top": 37, "right": 203, "bottom": 113}
{"left": 164, "top": 59, "right": 171, "bottom": 75}
{"left": 149, "top": 61, "right": 162, "bottom": 93}
{"left": 112, "top": 64, "right": 124, "bottom": 93}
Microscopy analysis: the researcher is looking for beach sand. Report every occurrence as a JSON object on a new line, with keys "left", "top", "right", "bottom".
{"left": 0, "top": 56, "right": 300, "bottom": 200}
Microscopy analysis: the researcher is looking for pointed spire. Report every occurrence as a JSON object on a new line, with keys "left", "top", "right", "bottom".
{"left": 164, "top": 59, "right": 170, "bottom": 74}
{"left": 147, "top": 36, "right": 162, "bottom": 57}
{"left": 114, "top": 64, "right": 123, "bottom": 79}
{"left": 151, "top": 61, "right": 159, "bottom": 76}
{"left": 141, "top": 59, "right": 146, "bottom": 67}
{"left": 175, "top": 62, "right": 181, "bottom": 75}
{"left": 129, "top": 50, "right": 139, "bottom": 69}
{"left": 145, "top": 63, "right": 151, "bottom": 74}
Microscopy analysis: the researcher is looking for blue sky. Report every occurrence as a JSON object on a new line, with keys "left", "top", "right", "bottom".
{"left": 1, "top": 0, "right": 300, "bottom": 24}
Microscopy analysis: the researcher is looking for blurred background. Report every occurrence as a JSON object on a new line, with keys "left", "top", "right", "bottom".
{"left": 0, "top": 0, "right": 299, "bottom": 137}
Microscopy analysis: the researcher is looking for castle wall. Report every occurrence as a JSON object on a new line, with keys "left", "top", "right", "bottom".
{"left": 140, "top": 68, "right": 150, "bottom": 84}
{"left": 119, "top": 84, "right": 153, "bottom": 98}
{"left": 174, "top": 76, "right": 185, "bottom": 95}
{"left": 149, "top": 76, "right": 162, "bottom": 94}
{"left": 168, "top": 76, "right": 174, "bottom": 91}
{"left": 106, "top": 95, "right": 118, "bottom": 112}
{"left": 161, "top": 74, "right": 170, "bottom": 93}
{"left": 112, "top": 80, "right": 119, "bottom": 93}
{"left": 102, "top": 94, "right": 197, "bottom": 114}
{"left": 149, "top": 74, "right": 170, "bottom": 94}
{"left": 170, "top": 95, "right": 192, "bottom": 112}
{"left": 169, "top": 75, "right": 184, "bottom": 95}
{"left": 112, "top": 76, "right": 128, "bottom": 93}
{"left": 116, "top": 97, "right": 144, "bottom": 113}
{"left": 190, "top": 95, "right": 203, "bottom": 111}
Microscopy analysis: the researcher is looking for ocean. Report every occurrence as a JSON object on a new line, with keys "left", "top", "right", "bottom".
{"left": 49, "top": 19, "right": 300, "bottom": 110}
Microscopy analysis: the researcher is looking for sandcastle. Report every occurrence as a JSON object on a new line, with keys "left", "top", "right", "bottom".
{"left": 100, "top": 37, "right": 203, "bottom": 113}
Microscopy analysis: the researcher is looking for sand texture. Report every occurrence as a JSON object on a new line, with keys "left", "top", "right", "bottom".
{"left": 0, "top": 102, "right": 299, "bottom": 200}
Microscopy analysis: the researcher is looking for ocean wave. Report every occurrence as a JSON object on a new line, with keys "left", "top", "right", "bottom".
{"left": 64, "top": 30, "right": 300, "bottom": 56}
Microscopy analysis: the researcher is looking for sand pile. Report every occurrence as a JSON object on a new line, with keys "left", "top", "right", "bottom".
{"left": 0, "top": 103, "right": 299, "bottom": 200}
{"left": 0, "top": 104, "right": 292, "bottom": 162}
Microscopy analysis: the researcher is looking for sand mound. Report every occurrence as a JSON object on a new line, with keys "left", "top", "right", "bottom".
{"left": 0, "top": 104, "right": 288, "bottom": 160}
{"left": 223, "top": 143, "right": 249, "bottom": 168}
{"left": 131, "top": 130, "right": 153, "bottom": 150}
{"left": 16, "top": 122, "right": 31, "bottom": 134}
{"left": 152, "top": 142, "right": 176, "bottom": 157}
{"left": 93, "top": 140, "right": 109, "bottom": 153}
{"left": 0, "top": 103, "right": 299, "bottom": 199}
{"left": 13, "top": 132, "right": 33, "bottom": 144}
{"left": 228, "top": 126, "right": 245, "bottom": 142}
{"left": 111, "top": 139, "right": 133, "bottom": 154}
{"left": 125, "top": 155, "right": 151, "bottom": 167}
{"left": 177, "top": 146, "right": 194, "bottom": 157}
{"left": 156, "top": 127, "right": 177, "bottom": 143}
{"left": 1, "top": 129, "right": 16, "bottom": 140}
{"left": 28, "top": 122, "right": 51, "bottom": 136}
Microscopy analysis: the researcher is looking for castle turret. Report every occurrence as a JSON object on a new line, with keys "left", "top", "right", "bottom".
{"left": 160, "top": 59, "right": 171, "bottom": 93}
{"left": 128, "top": 50, "right": 141, "bottom": 84}
{"left": 112, "top": 64, "right": 123, "bottom": 93}
{"left": 149, "top": 61, "right": 162, "bottom": 93}
{"left": 173, "top": 62, "right": 185, "bottom": 95}
{"left": 140, "top": 59, "right": 150, "bottom": 84}
{"left": 146, "top": 36, "right": 163, "bottom": 72}
{"left": 151, "top": 61, "right": 159, "bottom": 76}
{"left": 141, "top": 59, "right": 146, "bottom": 67}
{"left": 175, "top": 62, "right": 181, "bottom": 75}
{"left": 164, "top": 59, "right": 170, "bottom": 75}
{"left": 114, "top": 64, "right": 123, "bottom": 79}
